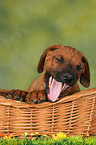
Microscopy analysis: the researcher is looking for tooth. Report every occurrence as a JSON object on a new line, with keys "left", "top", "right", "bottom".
{"left": 49, "top": 76, "right": 52, "bottom": 86}
{"left": 61, "top": 83, "right": 69, "bottom": 92}
{"left": 63, "top": 83, "right": 66, "bottom": 89}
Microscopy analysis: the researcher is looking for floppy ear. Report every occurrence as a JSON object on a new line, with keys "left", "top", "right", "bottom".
{"left": 80, "top": 55, "right": 90, "bottom": 87}
{"left": 37, "top": 44, "right": 60, "bottom": 73}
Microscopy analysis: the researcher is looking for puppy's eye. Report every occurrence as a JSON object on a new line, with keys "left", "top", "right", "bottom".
{"left": 77, "top": 64, "right": 83, "bottom": 71}
{"left": 54, "top": 56, "right": 64, "bottom": 63}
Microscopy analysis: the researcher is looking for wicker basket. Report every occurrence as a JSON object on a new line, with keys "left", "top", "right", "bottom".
{"left": 0, "top": 88, "right": 96, "bottom": 137}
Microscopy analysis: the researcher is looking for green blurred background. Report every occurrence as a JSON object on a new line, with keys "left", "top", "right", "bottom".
{"left": 0, "top": 0, "right": 96, "bottom": 90}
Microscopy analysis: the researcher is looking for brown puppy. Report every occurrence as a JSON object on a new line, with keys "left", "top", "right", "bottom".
{"left": 26, "top": 43, "right": 90, "bottom": 103}
{"left": 0, "top": 44, "right": 90, "bottom": 104}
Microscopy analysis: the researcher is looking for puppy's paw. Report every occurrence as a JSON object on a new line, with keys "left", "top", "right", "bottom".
{"left": 25, "top": 90, "right": 46, "bottom": 104}
{"left": 13, "top": 90, "right": 28, "bottom": 101}
{"left": 0, "top": 89, "right": 15, "bottom": 99}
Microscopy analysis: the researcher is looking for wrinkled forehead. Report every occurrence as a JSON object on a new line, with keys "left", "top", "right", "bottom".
{"left": 47, "top": 46, "right": 82, "bottom": 60}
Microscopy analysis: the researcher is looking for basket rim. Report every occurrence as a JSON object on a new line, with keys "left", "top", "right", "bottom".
{"left": 0, "top": 88, "right": 96, "bottom": 108}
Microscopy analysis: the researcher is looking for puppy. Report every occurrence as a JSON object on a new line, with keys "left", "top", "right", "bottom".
{"left": 0, "top": 44, "right": 90, "bottom": 103}
{"left": 26, "top": 44, "right": 90, "bottom": 103}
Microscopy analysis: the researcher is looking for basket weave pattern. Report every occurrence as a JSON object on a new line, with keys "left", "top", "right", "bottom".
{"left": 0, "top": 88, "right": 96, "bottom": 137}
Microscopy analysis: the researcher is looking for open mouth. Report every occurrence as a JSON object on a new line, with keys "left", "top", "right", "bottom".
{"left": 47, "top": 76, "right": 69, "bottom": 102}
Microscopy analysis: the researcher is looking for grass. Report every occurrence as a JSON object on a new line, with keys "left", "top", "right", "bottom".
{"left": 0, "top": 2, "right": 96, "bottom": 143}
{"left": 0, "top": 136, "right": 96, "bottom": 145}
{"left": 0, "top": 0, "right": 96, "bottom": 90}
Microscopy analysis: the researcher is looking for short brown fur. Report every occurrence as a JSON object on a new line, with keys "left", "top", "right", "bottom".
{"left": 27, "top": 44, "right": 90, "bottom": 103}
{"left": 0, "top": 44, "right": 90, "bottom": 104}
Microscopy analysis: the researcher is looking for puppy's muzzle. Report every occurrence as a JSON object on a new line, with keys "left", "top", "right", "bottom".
{"left": 55, "top": 71, "right": 76, "bottom": 86}
{"left": 63, "top": 73, "right": 76, "bottom": 86}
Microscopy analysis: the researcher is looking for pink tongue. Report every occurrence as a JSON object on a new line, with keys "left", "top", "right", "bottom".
{"left": 48, "top": 78, "right": 62, "bottom": 102}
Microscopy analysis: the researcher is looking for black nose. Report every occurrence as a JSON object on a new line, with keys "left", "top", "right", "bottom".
{"left": 63, "top": 73, "right": 73, "bottom": 84}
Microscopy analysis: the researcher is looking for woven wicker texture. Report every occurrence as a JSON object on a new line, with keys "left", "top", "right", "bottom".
{"left": 0, "top": 88, "right": 96, "bottom": 137}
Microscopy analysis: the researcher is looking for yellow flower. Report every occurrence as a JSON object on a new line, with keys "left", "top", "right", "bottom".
{"left": 51, "top": 134, "right": 58, "bottom": 140}
{"left": 22, "top": 132, "right": 28, "bottom": 137}
{"left": 31, "top": 133, "right": 34, "bottom": 137}
{"left": 56, "top": 132, "right": 67, "bottom": 139}
{"left": 32, "top": 137, "right": 36, "bottom": 140}
{"left": 87, "top": 133, "right": 89, "bottom": 137}
{"left": 8, "top": 134, "right": 14, "bottom": 139}
{"left": 35, "top": 132, "right": 39, "bottom": 135}
{"left": 3, "top": 135, "right": 8, "bottom": 139}
{"left": 42, "top": 134, "right": 47, "bottom": 137}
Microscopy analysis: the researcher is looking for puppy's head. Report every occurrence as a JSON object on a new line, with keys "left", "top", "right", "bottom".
{"left": 37, "top": 44, "right": 90, "bottom": 102}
